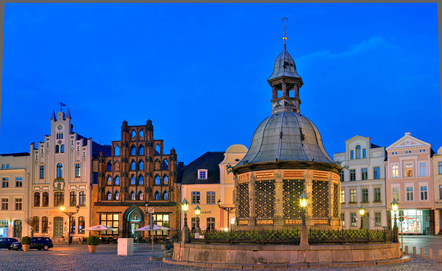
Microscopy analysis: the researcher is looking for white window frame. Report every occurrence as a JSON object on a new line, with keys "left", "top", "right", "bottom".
{"left": 419, "top": 162, "right": 427, "bottom": 177}
{"left": 419, "top": 183, "right": 428, "bottom": 201}
{"left": 392, "top": 185, "right": 400, "bottom": 201}
{"left": 391, "top": 164, "right": 399, "bottom": 178}
{"left": 197, "top": 169, "right": 208, "bottom": 180}
{"left": 405, "top": 185, "right": 414, "bottom": 201}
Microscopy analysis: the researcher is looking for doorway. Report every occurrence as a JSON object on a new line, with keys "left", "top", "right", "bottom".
{"left": 123, "top": 206, "right": 143, "bottom": 238}
{"left": 54, "top": 217, "right": 64, "bottom": 238}
{"left": 13, "top": 220, "right": 22, "bottom": 239}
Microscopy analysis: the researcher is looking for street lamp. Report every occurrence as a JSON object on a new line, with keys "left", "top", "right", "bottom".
{"left": 217, "top": 199, "right": 235, "bottom": 231}
{"left": 181, "top": 198, "right": 189, "bottom": 243}
{"left": 359, "top": 206, "right": 365, "bottom": 230}
{"left": 59, "top": 205, "right": 80, "bottom": 245}
{"left": 194, "top": 205, "right": 201, "bottom": 232}
{"left": 391, "top": 198, "right": 399, "bottom": 243}
{"left": 299, "top": 192, "right": 308, "bottom": 226}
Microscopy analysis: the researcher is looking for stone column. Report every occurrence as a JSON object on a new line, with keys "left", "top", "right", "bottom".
{"left": 274, "top": 170, "right": 284, "bottom": 227}
{"left": 304, "top": 170, "right": 314, "bottom": 226}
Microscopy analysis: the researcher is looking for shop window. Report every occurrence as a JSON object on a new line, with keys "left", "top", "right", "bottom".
{"left": 152, "top": 213, "right": 169, "bottom": 236}
{"left": 78, "top": 216, "right": 85, "bottom": 234}
{"left": 69, "top": 218, "right": 76, "bottom": 234}
{"left": 100, "top": 214, "right": 119, "bottom": 235}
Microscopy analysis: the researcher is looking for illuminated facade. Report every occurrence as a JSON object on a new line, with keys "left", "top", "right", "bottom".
{"left": 0, "top": 153, "right": 31, "bottom": 238}
{"left": 386, "top": 132, "right": 434, "bottom": 235}
{"left": 431, "top": 146, "right": 442, "bottom": 234}
{"left": 180, "top": 144, "right": 247, "bottom": 231}
{"left": 91, "top": 120, "right": 179, "bottom": 239}
{"left": 30, "top": 109, "right": 103, "bottom": 242}
{"left": 232, "top": 39, "right": 342, "bottom": 230}
{"left": 334, "top": 136, "right": 387, "bottom": 230}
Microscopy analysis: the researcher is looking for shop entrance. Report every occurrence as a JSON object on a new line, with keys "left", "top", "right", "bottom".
{"left": 54, "top": 217, "right": 64, "bottom": 238}
{"left": 122, "top": 206, "right": 144, "bottom": 238}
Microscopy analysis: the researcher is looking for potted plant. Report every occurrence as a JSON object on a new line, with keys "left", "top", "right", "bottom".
{"left": 87, "top": 235, "right": 100, "bottom": 253}
{"left": 21, "top": 236, "right": 32, "bottom": 252}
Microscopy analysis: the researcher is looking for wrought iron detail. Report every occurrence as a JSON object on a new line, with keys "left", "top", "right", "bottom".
{"left": 283, "top": 179, "right": 305, "bottom": 219}
{"left": 333, "top": 183, "right": 339, "bottom": 218}
{"left": 312, "top": 180, "right": 329, "bottom": 219}
{"left": 237, "top": 182, "right": 249, "bottom": 218}
{"left": 255, "top": 180, "right": 275, "bottom": 219}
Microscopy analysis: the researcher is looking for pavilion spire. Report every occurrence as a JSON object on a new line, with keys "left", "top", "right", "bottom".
{"left": 282, "top": 17, "right": 288, "bottom": 51}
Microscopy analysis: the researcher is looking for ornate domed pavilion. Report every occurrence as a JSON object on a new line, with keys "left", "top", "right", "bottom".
{"left": 232, "top": 36, "right": 342, "bottom": 230}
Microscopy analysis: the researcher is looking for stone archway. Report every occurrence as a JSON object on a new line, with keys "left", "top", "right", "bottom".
{"left": 122, "top": 206, "right": 144, "bottom": 238}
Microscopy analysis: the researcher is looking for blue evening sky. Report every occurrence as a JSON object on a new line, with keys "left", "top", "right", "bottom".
{"left": 1, "top": 3, "right": 440, "bottom": 164}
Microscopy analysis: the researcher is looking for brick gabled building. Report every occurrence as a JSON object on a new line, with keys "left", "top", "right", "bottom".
{"left": 91, "top": 119, "right": 179, "bottom": 239}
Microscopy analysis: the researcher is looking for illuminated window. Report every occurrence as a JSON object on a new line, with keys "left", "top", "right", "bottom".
{"left": 340, "top": 190, "right": 345, "bottom": 203}
{"left": 392, "top": 165, "right": 399, "bottom": 178}
{"left": 405, "top": 163, "right": 413, "bottom": 177}
{"left": 392, "top": 187, "right": 399, "bottom": 201}
{"left": 350, "top": 189, "right": 356, "bottom": 203}
{"left": 100, "top": 214, "right": 119, "bottom": 235}
{"left": 78, "top": 216, "right": 85, "bottom": 234}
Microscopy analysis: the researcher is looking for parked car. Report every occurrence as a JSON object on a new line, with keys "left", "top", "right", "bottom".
{"left": 0, "top": 238, "right": 19, "bottom": 249}
{"left": 11, "top": 237, "right": 53, "bottom": 251}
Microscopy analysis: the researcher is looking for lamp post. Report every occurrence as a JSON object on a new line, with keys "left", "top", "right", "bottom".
{"left": 194, "top": 205, "right": 201, "bottom": 232}
{"left": 59, "top": 205, "right": 80, "bottom": 245}
{"left": 181, "top": 198, "right": 189, "bottom": 243}
{"left": 359, "top": 206, "right": 365, "bottom": 230}
{"left": 217, "top": 199, "right": 235, "bottom": 231}
{"left": 299, "top": 192, "right": 308, "bottom": 226}
{"left": 391, "top": 198, "right": 399, "bottom": 243}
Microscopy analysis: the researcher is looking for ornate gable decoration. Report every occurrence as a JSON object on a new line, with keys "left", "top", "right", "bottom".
{"left": 53, "top": 179, "right": 65, "bottom": 191}
{"left": 387, "top": 133, "right": 430, "bottom": 150}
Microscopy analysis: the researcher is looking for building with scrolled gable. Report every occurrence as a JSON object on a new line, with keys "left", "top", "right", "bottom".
{"left": 232, "top": 38, "right": 342, "bottom": 230}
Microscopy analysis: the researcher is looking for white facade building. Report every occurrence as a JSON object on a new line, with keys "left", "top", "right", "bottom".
{"left": 0, "top": 153, "right": 31, "bottom": 238}
{"left": 334, "top": 136, "right": 387, "bottom": 230}
{"left": 30, "top": 108, "right": 97, "bottom": 243}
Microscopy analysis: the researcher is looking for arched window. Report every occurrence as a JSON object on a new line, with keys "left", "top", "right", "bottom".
{"left": 155, "top": 144, "right": 161, "bottom": 155}
{"left": 356, "top": 145, "right": 361, "bottom": 159}
{"left": 163, "top": 159, "right": 169, "bottom": 170}
{"left": 139, "top": 161, "right": 144, "bottom": 170}
{"left": 114, "top": 190, "right": 120, "bottom": 200}
{"left": 78, "top": 216, "right": 85, "bottom": 234}
{"left": 155, "top": 175, "right": 161, "bottom": 185}
{"left": 139, "top": 130, "right": 144, "bottom": 138}
{"left": 138, "top": 191, "right": 143, "bottom": 200}
{"left": 131, "top": 191, "right": 135, "bottom": 200}
{"left": 131, "top": 146, "right": 136, "bottom": 155}
{"left": 33, "top": 216, "right": 39, "bottom": 233}
{"left": 42, "top": 192, "right": 49, "bottom": 207}
{"left": 34, "top": 192, "right": 40, "bottom": 207}
{"left": 139, "top": 146, "right": 144, "bottom": 155}
{"left": 164, "top": 191, "right": 168, "bottom": 200}
{"left": 107, "top": 176, "right": 112, "bottom": 185}
{"left": 131, "top": 161, "right": 136, "bottom": 171}
{"left": 115, "top": 176, "right": 120, "bottom": 185}
{"left": 57, "top": 163, "right": 63, "bottom": 178}
{"left": 163, "top": 175, "right": 169, "bottom": 185}
{"left": 55, "top": 145, "right": 60, "bottom": 153}
{"left": 69, "top": 218, "right": 75, "bottom": 234}
{"left": 131, "top": 130, "right": 136, "bottom": 138}
{"left": 130, "top": 175, "right": 135, "bottom": 185}
{"left": 107, "top": 161, "right": 112, "bottom": 172}
{"left": 139, "top": 175, "right": 144, "bottom": 185}
{"left": 107, "top": 191, "right": 112, "bottom": 200}
{"left": 61, "top": 144, "right": 65, "bottom": 153}
{"left": 155, "top": 191, "right": 160, "bottom": 200}
{"left": 115, "top": 145, "right": 120, "bottom": 156}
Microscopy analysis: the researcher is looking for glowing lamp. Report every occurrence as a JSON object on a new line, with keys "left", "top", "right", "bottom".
{"left": 59, "top": 206, "right": 65, "bottom": 212}
{"left": 182, "top": 198, "right": 189, "bottom": 212}
{"left": 391, "top": 198, "right": 399, "bottom": 212}
{"left": 299, "top": 192, "right": 308, "bottom": 208}
{"left": 359, "top": 206, "right": 365, "bottom": 216}
{"left": 195, "top": 205, "right": 201, "bottom": 217}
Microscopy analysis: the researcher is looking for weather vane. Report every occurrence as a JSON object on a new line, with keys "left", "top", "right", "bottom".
{"left": 282, "top": 17, "right": 288, "bottom": 40}
{"left": 59, "top": 101, "right": 66, "bottom": 111}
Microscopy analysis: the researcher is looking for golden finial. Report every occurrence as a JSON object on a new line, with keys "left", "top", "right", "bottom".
{"left": 282, "top": 17, "right": 288, "bottom": 50}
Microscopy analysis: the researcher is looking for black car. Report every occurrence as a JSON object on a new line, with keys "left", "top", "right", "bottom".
{"left": 0, "top": 238, "right": 19, "bottom": 249}
{"left": 11, "top": 237, "right": 53, "bottom": 251}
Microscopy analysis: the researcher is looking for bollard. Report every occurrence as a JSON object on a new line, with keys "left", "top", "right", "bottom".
{"left": 405, "top": 245, "right": 408, "bottom": 255}
{"left": 413, "top": 247, "right": 417, "bottom": 257}
{"left": 439, "top": 249, "right": 442, "bottom": 262}
{"left": 429, "top": 249, "right": 433, "bottom": 260}
{"left": 420, "top": 248, "right": 425, "bottom": 258}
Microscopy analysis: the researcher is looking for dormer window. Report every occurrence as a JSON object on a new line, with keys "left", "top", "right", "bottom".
{"left": 198, "top": 169, "right": 208, "bottom": 180}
